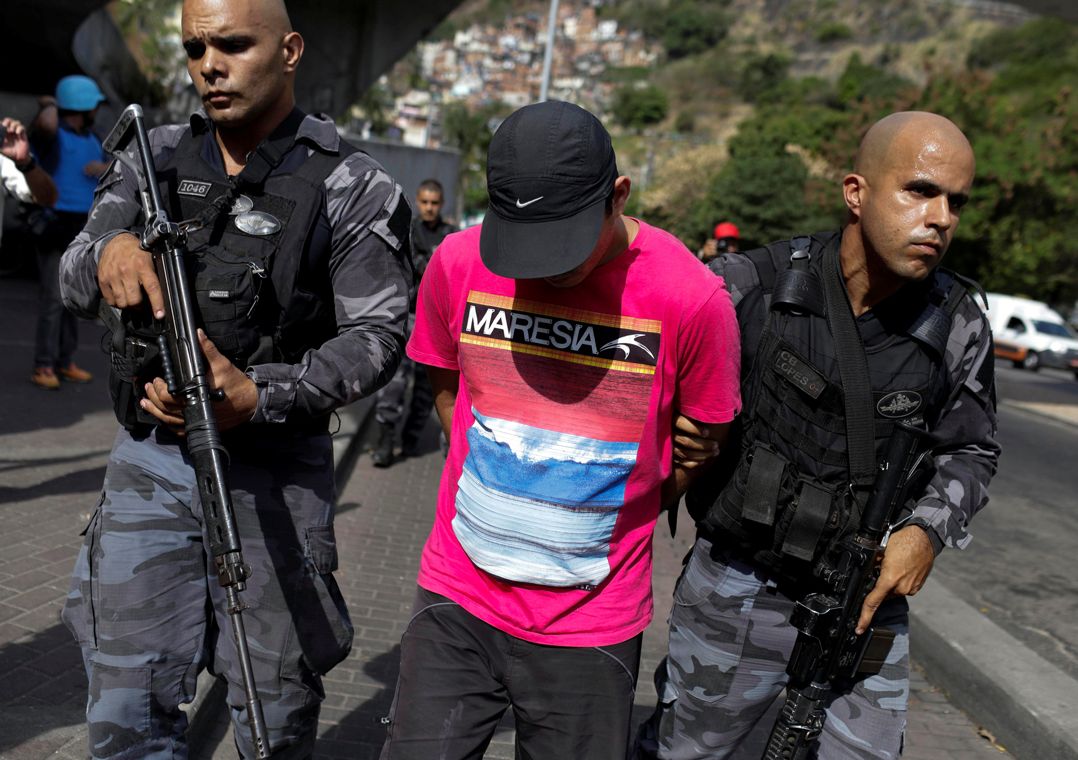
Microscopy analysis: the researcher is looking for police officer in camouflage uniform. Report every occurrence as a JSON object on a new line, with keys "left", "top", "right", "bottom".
{"left": 371, "top": 178, "right": 456, "bottom": 466}
{"left": 57, "top": 0, "right": 412, "bottom": 756}
{"left": 638, "top": 112, "right": 1000, "bottom": 759}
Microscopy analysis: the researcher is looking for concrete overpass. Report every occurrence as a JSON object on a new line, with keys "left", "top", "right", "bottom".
{"left": 0, "top": 0, "right": 461, "bottom": 119}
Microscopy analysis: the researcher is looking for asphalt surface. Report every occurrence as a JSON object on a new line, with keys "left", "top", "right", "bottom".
{"left": 1, "top": 272, "right": 1074, "bottom": 758}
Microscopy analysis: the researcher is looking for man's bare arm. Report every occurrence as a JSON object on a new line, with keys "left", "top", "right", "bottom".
{"left": 662, "top": 414, "right": 731, "bottom": 507}
{"left": 426, "top": 366, "right": 459, "bottom": 441}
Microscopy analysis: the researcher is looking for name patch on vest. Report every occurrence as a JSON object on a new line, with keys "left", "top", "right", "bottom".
{"left": 877, "top": 390, "right": 923, "bottom": 418}
{"left": 774, "top": 349, "right": 826, "bottom": 400}
{"left": 178, "top": 180, "right": 212, "bottom": 198}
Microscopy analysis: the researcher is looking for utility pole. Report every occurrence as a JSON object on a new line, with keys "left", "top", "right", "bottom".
{"left": 539, "top": 0, "right": 560, "bottom": 102}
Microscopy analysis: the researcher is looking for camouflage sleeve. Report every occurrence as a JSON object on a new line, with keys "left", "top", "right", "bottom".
{"left": 247, "top": 153, "right": 412, "bottom": 423}
{"left": 708, "top": 252, "right": 760, "bottom": 313}
{"left": 710, "top": 252, "right": 767, "bottom": 375}
{"left": 59, "top": 124, "right": 187, "bottom": 318}
{"left": 910, "top": 297, "right": 1000, "bottom": 552}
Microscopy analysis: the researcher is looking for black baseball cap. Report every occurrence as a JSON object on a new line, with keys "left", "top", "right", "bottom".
{"left": 480, "top": 100, "right": 619, "bottom": 279}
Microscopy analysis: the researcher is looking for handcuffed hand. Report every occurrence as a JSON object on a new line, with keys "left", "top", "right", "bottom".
{"left": 856, "top": 525, "right": 936, "bottom": 634}
{"left": 673, "top": 413, "right": 723, "bottom": 469}
{"left": 140, "top": 329, "right": 258, "bottom": 433}
{"left": 98, "top": 233, "right": 166, "bottom": 319}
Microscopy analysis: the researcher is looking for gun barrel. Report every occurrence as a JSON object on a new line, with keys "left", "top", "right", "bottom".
{"left": 859, "top": 419, "right": 926, "bottom": 540}
{"left": 104, "top": 104, "right": 269, "bottom": 755}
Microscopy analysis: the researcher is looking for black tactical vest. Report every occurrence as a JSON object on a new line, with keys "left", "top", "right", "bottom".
{"left": 106, "top": 112, "right": 358, "bottom": 432}
{"left": 691, "top": 232, "right": 972, "bottom": 587}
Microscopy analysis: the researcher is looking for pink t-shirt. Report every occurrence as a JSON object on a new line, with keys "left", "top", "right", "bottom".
{"left": 407, "top": 220, "right": 741, "bottom": 646}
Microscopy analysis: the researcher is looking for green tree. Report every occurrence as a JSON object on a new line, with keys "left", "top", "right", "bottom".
{"left": 815, "top": 21, "right": 853, "bottom": 44}
{"left": 834, "top": 53, "right": 913, "bottom": 107}
{"left": 612, "top": 85, "right": 669, "bottom": 129}
{"left": 916, "top": 18, "right": 1078, "bottom": 305}
{"left": 111, "top": 0, "right": 184, "bottom": 105}
{"left": 700, "top": 130, "right": 838, "bottom": 247}
{"left": 441, "top": 101, "right": 512, "bottom": 214}
{"left": 661, "top": 0, "right": 730, "bottom": 60}
{"left": 737, "top": 53, "right": 791, "bottom": 104}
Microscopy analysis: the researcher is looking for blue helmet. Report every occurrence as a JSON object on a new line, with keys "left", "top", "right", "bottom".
{"left": 55, "top": 75, "right": 106, "bottom": 112}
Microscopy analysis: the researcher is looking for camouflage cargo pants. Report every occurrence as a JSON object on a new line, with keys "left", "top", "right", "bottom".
{"left": 638, "top": 537, "right": 909, "bottom": 759}
{"left": 62, "top": 426, "right": 353, "bottom": 758}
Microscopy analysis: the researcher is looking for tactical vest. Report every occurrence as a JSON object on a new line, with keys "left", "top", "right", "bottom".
{"left": 106, "top": 113, "right": 358, "bottom": 432}
{"left": 691, "top": 232, "right": 974, "bottom": 587}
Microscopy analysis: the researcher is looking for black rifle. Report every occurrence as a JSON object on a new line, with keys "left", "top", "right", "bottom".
{"left": 762, "top": 420, "right": 927, "bottom": 760}
{"left": 102, "top": 104, "right": 270, "bottom": 758}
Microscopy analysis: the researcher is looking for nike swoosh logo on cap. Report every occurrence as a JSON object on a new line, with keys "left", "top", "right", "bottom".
{"left": 515, "top": 196, "right": 544, "bottom": 208}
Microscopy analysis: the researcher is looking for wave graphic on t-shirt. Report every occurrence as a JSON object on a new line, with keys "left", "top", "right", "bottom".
{"left": 452, "top": 409, "right": 639, "bottom": 587}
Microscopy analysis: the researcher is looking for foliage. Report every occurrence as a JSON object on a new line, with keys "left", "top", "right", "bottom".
{"left": 815, "top": 21, "right": 853, "bottom": 44}
{"left": 737, "top": 53, "right": 791, "bottom": 104}
{"left": 600, "top": 0, "right": 729, "bottom": 57}
{"left": 441, "top": 100, "right": 513, "bottom": 213}
{"left": 922, "top": 19, "right": 1078, "bottom": 305}
{"left": 674, "top": 110, "right": 696, "bottom": 134}
{"left": 111, "top": 0, "right": 184, "bottom": 106}
{"left": 356, "top": 83, "right": 394, "bottom": 137}
{"left": 833, "top": 53, "right": 914, "bottom": 107}
{"left": 612, "top": 85, "right": 669, "bottom": 129}
{"left": 681, "top": 128, "right": 840, "bottom": 249}
{"left": 660, "top": 0, "right": 730, "bottom": 60}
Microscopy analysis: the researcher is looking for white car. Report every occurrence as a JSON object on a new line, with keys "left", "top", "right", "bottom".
{"left": 984, "top": 293, "right": 1078, "bottom": 378}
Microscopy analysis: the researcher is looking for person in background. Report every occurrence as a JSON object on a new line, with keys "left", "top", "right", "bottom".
{"left": 372, "top": 178, "right": 457, "bottom": 466}
{"left": 698, "top": 220, "right": 740, "bottom": 262}
{"left": 29, "top": 75, "right": 108, "bottom": 390}
{"left": 1, "top": 116, "right": 57, "bottom": 248}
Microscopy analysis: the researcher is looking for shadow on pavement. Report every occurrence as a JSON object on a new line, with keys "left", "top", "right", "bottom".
{"left": 0, "top": 462, "right": 105, "bottom": 505}
{"left": 0, "top": 621, "right": 87, "bottom": 756}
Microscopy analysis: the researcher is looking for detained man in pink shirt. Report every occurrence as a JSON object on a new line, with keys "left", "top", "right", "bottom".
{"left": 379, "top": 100, "right": 742, "bottom": 760}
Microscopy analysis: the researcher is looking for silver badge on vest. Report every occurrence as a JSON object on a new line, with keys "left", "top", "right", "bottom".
{"left": 230, "top": 195, "right": 254, "bottom": 215}
{"left": 877, "top": 390, "right": 922, "bottom": 418}
{"left": 235, "top": 210, "right": 281, "bottom": 236}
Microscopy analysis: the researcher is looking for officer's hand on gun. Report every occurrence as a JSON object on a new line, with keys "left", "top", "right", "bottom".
{"left": 855, "top": 525, "right": 936, "bottom": 634}
{"left": 99, "top": 233, "right": 167, "bottom": 318}
{"left": 99, "top": 233, "right": 259, "bottom": 434}
{"left": 140, "top": 329, "right": 258, "bottom": 433}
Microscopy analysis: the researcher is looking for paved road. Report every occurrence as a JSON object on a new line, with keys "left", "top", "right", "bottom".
{"left": 932, "top": 364, "right": 1078, "bottom": 681}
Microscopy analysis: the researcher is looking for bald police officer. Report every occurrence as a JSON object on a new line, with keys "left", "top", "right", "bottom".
{"left": 58, "top": 0, "right": 412, "bottom": 756}
{"left": 640, "top": 111, "right": 1000, "bottom": 759}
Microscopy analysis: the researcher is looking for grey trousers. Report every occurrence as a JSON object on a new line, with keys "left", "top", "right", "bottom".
{"left": 33, "top": 245, "right": 78, "bottom": 368}
{"left": 638, "top": 538, "right": 909, "bottom": 760}
{"left": 62, "top": 426, "right": 353, "bottom": 758}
